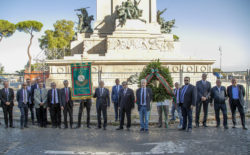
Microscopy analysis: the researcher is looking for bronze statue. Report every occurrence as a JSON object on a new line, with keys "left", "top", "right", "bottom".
{"left": 116, "top": 0, "right": 145, "bottom": 26}
{"left": 75, "top": 7, "right": 94, "bottom": 33}
{"left": 157, "top": 8, "right": 175, "bottom": 34}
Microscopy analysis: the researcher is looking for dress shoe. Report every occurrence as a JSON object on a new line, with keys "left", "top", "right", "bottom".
{"left": 10, "top": 126, "right": 15, "bottom": 128}
{"left": 203, "top": 124, "right": 208, "bottom": 127}
{"left": 103, "top": 127, "right": 106, "bottom": 130}
{"left": 179, "top": 128, "right": 186, "bottom": 131}
{"left": 187, "top": 128, "right": 192, "bottom": 132}
{"left": 232, "top": 125, "right": 236, "bottom": 128}
{"left": 5, "top": 126, "right": 8, "bottom": 129}
{"left": 140, "top": 128, "right": 144, "bottom": 132}
{"left": 52, "top": 126, "right": 57, "bottom": 128}
{"left": 145, "top": 129, "right": 149, "bottom": 132}
{"left": 127, "top": 128, "right": 130, "bottom": 131}
{"left": 96, "top": 126, "right": 101, "bottom": 129}
{"left": 216, "top": 124, "right": 220, "bottom": 128}
{"left": 116, "top": 127, "right": 123, "bottom": 130}
{"left": 195, "top": 124, "right": 199, "bottom": 128}
{"left": 87, "top": 126, "right": 91, "bottom": 129}
{"left": 224, "top": 126, "right": 229, "bottom": 129}
{"left": 243, "top": 127, "right": 248, "bottom": 130}
{"left": 20, "top": 127, "right": 24, "bottom": 130}
{"left": 158, "top": 125, "right": 162, "bottom": 128}
{"left": 24, "top": 126, "right": 29, "bottom": 128}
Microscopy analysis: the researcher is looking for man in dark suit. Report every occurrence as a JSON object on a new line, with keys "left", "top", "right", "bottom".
{"left": 210, "top": 79, "right": 228, "bottom": 129}
{"left": 31, "top": 77, "right": 45, "bottom": 125}
{"left": 60, "top": 80, "right": 73, "bottom": 129}
{"left": 93, "top": 81, "right": 110, "bottom": 130}
{"left": 77, "top": 99, "right": 92, "bottom": 128}
{"left": 0, "top": 81, "right": 15, "bottom": 128}
{"left": 47, "top": 82, "right": 62, "bottom": 128}
{"left": 195, "top": 73, "right": 211, "bottom": 127}
{"left": 227, "top": 78, "right": 247, "bottom": 130}
{"left": 136, "top": 79, "right": 153, "bottom": 132}
{"left": 179, "top": 77, "right": 197, "bottom": 132}
{"left": 111, "top": 79, "right": 123, "bottom": 122}
{"left": 16, "top": 82, "right": 31, "bottom": 129}
{"left": 116, "top": 81, "right": 135, "bottom": 131}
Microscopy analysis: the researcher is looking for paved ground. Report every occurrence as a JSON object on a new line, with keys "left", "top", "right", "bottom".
{"left": 0, "top": 120, "right": 249, "bottom": 155}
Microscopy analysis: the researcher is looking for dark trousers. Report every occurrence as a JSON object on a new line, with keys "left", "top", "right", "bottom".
{"left": 182, "top": 106, "right": 192, "bottom": 129}
{"left": 29, "top": 103, "right": 35, "bottom": 124}
{"left": 2, "top": 105, "right": 13, "bottom": 127}
{"left": 63, "top": 103, "right": 73, "bottom": 128}
{"left": 195, "top": 101, "right": 209, "bottom": 125}
{"left": 214, "top": 103, "right": 227, "bottom": 127}
{"left": 114, "top": 102, "right": 120, "bottom": 121}
{"left": 120, "top": 108, "right": 131, "bottom": 128}
{"left": 78, "top": 101, "right": 91, "bottom": 127}
{"left": 230, "top": 99, "right": 246, "bottom": 127}
{"left": 97, "top": 104, "right": 107, "bottom": 128}
{"left": 20, "top": 103, "right": 29, "bottom": 127}
{"left": 37, "top": 107, "right": 47, "bottom": 127}
{"left": 50, "top": 104, "right": 61, "bottom": 127}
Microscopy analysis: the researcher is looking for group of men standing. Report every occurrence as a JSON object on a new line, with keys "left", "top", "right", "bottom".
{"left": 169, "top": 74, "right": 247, "bottom": 132}
{"left": 0, "top": 74, "right": 247, "bottom": 131}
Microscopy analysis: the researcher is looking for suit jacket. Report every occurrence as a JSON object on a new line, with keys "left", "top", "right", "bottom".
{"left": 196, "top": 80, "right": 211, "bottom": 103}
{"left": 179, "top": 84, "right": 197, "bottom": 108}
{"left": 16, "top": 88, "right": 31, "bottom": 108}
{"left": 227, "top": 84, "right": 245, "bottom": 106}
{"left": 31, "top": 83, "right": 45, "bottom": 102}
{"left": 118, "top": 88, "right": 135, "bottom": 110}
{"left": 34, "top": 88, "right": 48, "bottom": 109}
{"left": 111, "top": 85, "right": 123, "bottom": 103}
{"left": 47, "top": 88, "right": 61, "bottom": 107}
{"left": 60, "top": 87, "right": 73, "bottom": 108}
{"left": 136, "top": 87, "right": 153, "bottom": 111}
{"left": 210, "top": 86, "right": 227, "bottom": 104}
{"left": 0, "top": 88, "right": 14, "bottom": 107}
{"left": 93, "top": 87, "right": 110, "bottom": 108}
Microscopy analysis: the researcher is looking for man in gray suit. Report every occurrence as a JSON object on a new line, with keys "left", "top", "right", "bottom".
{"left": 195, "top": 73, "right": 211, "bottom": 127}
{"left": 227, "top": 78, "right": 247, "bottom": 130}
{"left": 60, "top": 80, "right": 73, "bottom": 129}
{"left": 93, "top": 81, "right": 110, "bottom": 130}
{"left": 34, "top": 82, "right": 48, "bottom": 127}
{"left": 210, "top": 79, "right": 228, "bottom": 129}
{"left": 179, "top": 77, "right": 197, "bottom": 132}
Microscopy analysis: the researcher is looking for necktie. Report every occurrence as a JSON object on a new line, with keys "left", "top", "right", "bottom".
{"left": 40, "top": 89, "right": 43, "bottom": 102}
{"left": 66, "top": 88, "right": 69, "bottom": 102}
{"left": 6, "top": 88, "right": 9, "bottom": 102}
{"left": 124, "top": 89, "right": 126, "bottom": 96}
{"left": 142, "top": 88, "right": 145, "bottom": 105}
{"left": 24, "top": 90, "right": 27, "bottom": 104}
{"left": 53, "top": 89, "right": 56, "bottom": 104}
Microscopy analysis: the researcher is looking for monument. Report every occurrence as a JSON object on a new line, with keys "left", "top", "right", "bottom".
{"left": 46, "top": 0, "right": 216, "bottom": 88}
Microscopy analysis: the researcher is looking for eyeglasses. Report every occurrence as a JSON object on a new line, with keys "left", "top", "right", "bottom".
{"left": 184, "top": 80, "right": 189, "bottom": 81}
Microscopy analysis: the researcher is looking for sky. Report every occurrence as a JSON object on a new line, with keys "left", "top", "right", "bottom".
{"left": 0, "top": 0, "right": 249, "bottom": 73}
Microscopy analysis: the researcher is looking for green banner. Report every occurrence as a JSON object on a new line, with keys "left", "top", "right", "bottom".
{"left": 71, "top": 63, "right": 92, "bottom": 100}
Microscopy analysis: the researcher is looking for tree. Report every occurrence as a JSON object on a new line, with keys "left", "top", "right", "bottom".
{"left": 0, "top": 66, "right": 4, "bottom": 74}
{"left": 0, "top": 20, "right": 16, "bottom": 42}
{"left": 16, "top": 20, "right": 43, "bottom": 73}
{"left": 138, "top": 60, "right": 173, "bottom": 102}
{"left": 39, "top": 20, "right": 75, "bottom": 60}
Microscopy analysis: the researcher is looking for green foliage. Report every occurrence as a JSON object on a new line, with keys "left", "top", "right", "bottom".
{"left": 16, "top": 20, "right": 43, "bottom": 35}
{"left": 173, "top": 35, "right": 179, "bottom": 41}
{"left": 138, "top": 60, "right": 173, "bottom": 102}
{"left": 0, "top": 66, "right": 4, "bottom": 74}
{"left": 0, "top": 20, "right": 16, "bottom": 41}
{"left": 39, "top": 20, "right": 75, "bottom": 60}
